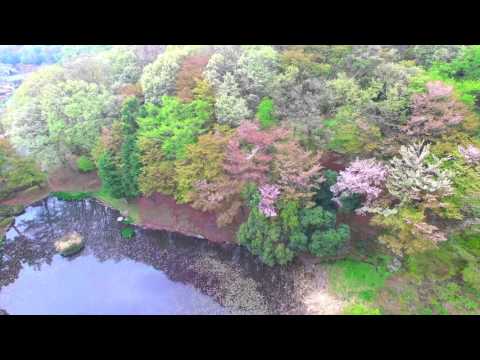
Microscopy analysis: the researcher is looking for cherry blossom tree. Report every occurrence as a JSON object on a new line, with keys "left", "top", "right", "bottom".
{"left": 330, "top": 158, "right": 388, "bottom": 214}
{"left": 273, "top": 140, "right": 323, "bottom": 206}
{"left": 403, "top": 81, "right": 466, "bottom": 138}
{"left": 258, "top": 184, "right": 280, "bottom": 217}
{"left": 223, "top": 120, "right": 289, "bottom": 184}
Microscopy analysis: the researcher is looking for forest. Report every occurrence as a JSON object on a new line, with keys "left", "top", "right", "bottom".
{"left": 1, "top": 45, "right": 480, "bottom": 315}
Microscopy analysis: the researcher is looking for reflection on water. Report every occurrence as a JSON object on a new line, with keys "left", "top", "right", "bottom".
{"left": 0, "top": 197, "right": 296, "bottom": 315}
{"left": 0, "top": 254, "right": 226, "bottom": 315}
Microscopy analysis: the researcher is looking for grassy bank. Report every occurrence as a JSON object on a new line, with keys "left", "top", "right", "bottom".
{"left": 324, "top": 227, "right": 480, "bottom": 315}
{"left": 49, "top": 188, "right": 141, "bottom": 224}
{"left": 92, "top": 188, "right": 140, "bottom": 224}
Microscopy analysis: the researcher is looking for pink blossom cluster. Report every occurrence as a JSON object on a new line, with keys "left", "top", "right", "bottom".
{"left": 459, "top": 145, "right": 480, "bottom": 165}
{"left": 330, "top": 158, "right": 387, "bottom": 213}
{"left": 426, "top": 81, "right": 453, "bottom": 99}
{"left": 258, "top": 184, "right": 280, "bottom": 217}
{"left": 403, "top": 80, "right": 465, "bottom": 137}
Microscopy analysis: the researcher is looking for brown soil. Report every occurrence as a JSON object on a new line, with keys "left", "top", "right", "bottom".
{"left": 138, "top": 193, "right": 246, "bottom": 243}
{"left": 286, "top": 259, "right": 346, "bottom": 315}
{"left": 47, "top": 167, "right": 101, "bottom": 192}
{"left": 321, "top": 151, "right": 347, "bottom": 172}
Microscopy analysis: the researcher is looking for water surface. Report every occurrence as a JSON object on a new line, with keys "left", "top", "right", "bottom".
{"left": 0, "top": 197, "right": 297, "bottom": 315}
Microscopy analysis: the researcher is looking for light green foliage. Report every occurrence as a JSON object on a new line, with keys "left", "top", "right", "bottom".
{"left": 40, "top": 80, "right": 117, "bottom": 158}
{"left": 76, "top": 155, "right": 96, "bottom": 173}
{"left": 256, "top": 97, "right": 278, "bottom": 129}
{"left": 406, "top": 245, "right": 459, "bottom": 282}
{"left": 204, "top": 45, "right": 244, "bottom": 90}
{"left": 58, "top": 45, "right": 113, "bottom": 63}
{"left": 51, "top": 191, "right": 91, "bottom": 201}
{"left": 386, "top": 141, "right": 453, "bottom": 204}
{"left": 1, "top": 65, "right": 66, "bottom": 168}
{"left": 236, "top": 45, "right": 280, "bottom": 97}
{"left": 328, "top": 258, "right": 391, "bottom": 303}
{"left": 214, "top": 72, "right": 251, "bottom": 126}
{"left": 323, "top": 114, "right": 382, "bottom": 156}
{"left": 426, "top": 48, "right": 480, "bottom": 109}
{"left": 280, "top": 46, "right": 332, "bottom": 79}
{"left": 141, "top": 46, "right": 199, "bottom": 104}
{"left": 120, "top": 226, "right": 135, "bottom": 239}
{"left": 343, "top": 303, "right": 381, "bottom": 315}
{"left": 463, "top": 262, "right": 480, "bottom": 291}
{"left": 324, "top": 115, "right": 363, "bottom": 154}
{"left": 0, "top": 139, "right": 46, "bottom": 199}
{"left": 174, "top": 126, "right": 232, "bottom": 203}
{"left": 377, "top": 228, "right": 480, "bottom": 314}
{"left": 409, "top": 45, "right": 464, "bottom": 68}
{"left": 436, "top": 153, "right": 480, "bottom": 220}
{"left": 432, "top": 45, "right": 480, "bottom": 81}
{"left": 374, "top": 205, "right": 442, "bottom": 256}
{"left": 103, "top": 46, "right": 142, "bottom": 86}
{"left": 138, "top": 138, "right": 176, "bottom": 196}
{"left": 137, "top": 96, "right": 212, "bottom": 160}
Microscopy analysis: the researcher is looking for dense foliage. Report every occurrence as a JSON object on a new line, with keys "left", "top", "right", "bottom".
{"left": 2, "top": 45, "right": 480, "bottom": 279}
{"left": 0, "top": 138, "right": 45, "bottom": 199}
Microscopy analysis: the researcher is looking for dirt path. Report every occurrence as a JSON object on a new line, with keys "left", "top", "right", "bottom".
{"left": 291, "top": 255, "right": 346, "bottom": 315}
{"left": 302, "top": 266, "right": 346, "bottom": 315}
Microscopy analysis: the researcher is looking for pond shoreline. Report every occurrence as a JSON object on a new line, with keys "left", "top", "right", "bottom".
{"left": 0, "top": 196, "right": 317, "bottom": 314}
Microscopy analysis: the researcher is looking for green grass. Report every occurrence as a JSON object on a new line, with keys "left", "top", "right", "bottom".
{"left": 120, "top": 226, "right": 135, "bottom": 239}
{"left": 374, "top": 228, "right": 480, "bottom": 314}
{"left": 76, "top": 156, "right": 96, "bottom": 173}
{"left": 342, "top": 303, "right": 382, "bottom": 315}
{"left": 92, "top": 187, "right": 140, "bottom": 224}
{"left": 328, "top": 258, "right": 392, "bottom": 303}
{"left": 51, "top": 191, "right": 92, "bottom": 201}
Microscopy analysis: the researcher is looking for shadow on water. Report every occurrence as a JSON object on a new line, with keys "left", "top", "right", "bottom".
{"left": 0, "top": 197, "right": 298, "bottom": 315}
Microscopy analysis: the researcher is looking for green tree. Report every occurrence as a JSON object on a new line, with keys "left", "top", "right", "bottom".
{"left": 256, "top": 97, "right": 278, "bottom": 129}
{"left": 97, "top": 152, "right": 124, "bottom": 198}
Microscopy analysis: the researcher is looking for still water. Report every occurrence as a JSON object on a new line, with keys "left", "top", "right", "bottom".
{"left": 0, "top": 197, "right": 296, "bottom": 315}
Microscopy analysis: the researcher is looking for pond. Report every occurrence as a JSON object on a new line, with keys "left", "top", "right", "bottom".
{"left": 0, "top": 197, "right": 299, "bottom": 315}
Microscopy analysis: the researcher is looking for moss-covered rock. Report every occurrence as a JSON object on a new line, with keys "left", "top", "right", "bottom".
{"left": 54, "top": 232, "right": 85, "bottom": 256}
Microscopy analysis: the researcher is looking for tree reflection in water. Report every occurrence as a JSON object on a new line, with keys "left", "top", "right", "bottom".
{"left": 0, "top": 197, "right": 298, "bottom": 314}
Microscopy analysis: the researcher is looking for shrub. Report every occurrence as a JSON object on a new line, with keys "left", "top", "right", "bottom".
{"left": 52, "top": 191, "right": 91, "bottom": 201}
{"left": 462, "top": 263, "right": 480, "bottom": 291}
{"left": 406, "top": 246, "right": 460, "bottom": 282}
{"left": 309, "top": 224, "right": 350, "bottom": 257}
{"left": 76, "top": 156, "right": 96, "bottom": 173}
{"left": 256, "top": 98, "right": 278, "bottom": 129}
{"left": 121, "top": 227, "right": 135, "bottom": 239}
